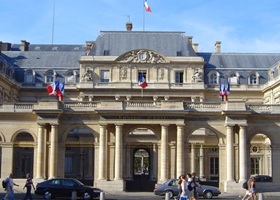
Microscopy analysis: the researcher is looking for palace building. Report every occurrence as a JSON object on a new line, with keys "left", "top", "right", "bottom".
{"left": 1, "top": 22, "right": 280, "bottom": 192}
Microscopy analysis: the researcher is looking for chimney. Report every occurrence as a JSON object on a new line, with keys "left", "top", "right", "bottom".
{"left": 20, "top": 40, "right": 29, "bottom": 51}
{"left": 126, "top": 22, "right": 133, "bottom": 31}
{"left": 188, "top": 36, "right": 193, "bottom": 45}
{"left": 192, "top": 43, "right": 199, "bottom": 52}
{"left": 214, "top": 41, "right": 221, "bottom": 53}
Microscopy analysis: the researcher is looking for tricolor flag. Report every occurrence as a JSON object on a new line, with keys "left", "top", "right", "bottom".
{"left": 144, "top": 0, "right": 152, "bottom": 12}
{"left": 46, "top": 80, "right": 65, "bottom": 101}
{"left": 138, "top": 73, "right": 148, "bottom": 88}
{"left": 219, "top": 82, "right": 230, "bottom": 101}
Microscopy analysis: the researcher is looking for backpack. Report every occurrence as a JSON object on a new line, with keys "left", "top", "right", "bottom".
{"left": 2, "top": 179, "right": 7, "bottom": 188}
{"left": 242, "top": 181, "right": 248, "bottom": 190}
{"left": 187, "top": 184, "right": 193, "bottom": 191}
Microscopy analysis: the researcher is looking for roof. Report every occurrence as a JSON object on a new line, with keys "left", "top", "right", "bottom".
{"left": 93, "top": 31, "right": 197, "bottom": 57}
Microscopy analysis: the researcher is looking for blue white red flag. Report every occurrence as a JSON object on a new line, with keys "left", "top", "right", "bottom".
{"left": 144, "top": 0, "right": 152, "bottom": 12}
{"left": 138, "top": 73, "right": 148, "bottom": 88}
{"left": 219, "top": 82, "right": 230, "bottom": 101}
{"left": 46, "top": 80, "right": 65, "bottom": 101}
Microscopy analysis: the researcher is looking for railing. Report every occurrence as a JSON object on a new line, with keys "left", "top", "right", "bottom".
{"left": 63, "top": 102, "right": 99, "bottom": 111}
{"left": 184, "top": 102, "right": 221, "bottom": 111}
{"left": 0, "top": 103, "right": 34, "bottom": 112}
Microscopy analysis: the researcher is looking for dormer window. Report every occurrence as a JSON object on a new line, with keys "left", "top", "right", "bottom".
{"left": 176, "top": 51, "right": 182, "bottom": 56}
{"left": 228, "top": 72, "right": 239, "bottom": 84}
{"left": 103, "top": 50, "right": 110, "bottom": 56}
{"left": 248, "top": 72, "right": 259, "bottom": 85}
{"left": 65, "top": 70, "right": 78, "bottom": 83}
{"left": 25, "top": 70, "right": 35, "bottom": 83}
{"left": 44, "top": 70, "right": 56, "bottom": 83}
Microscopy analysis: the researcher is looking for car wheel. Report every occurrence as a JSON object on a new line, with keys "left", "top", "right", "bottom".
{"left": 166, "top": 190, "right": 174, "bottom": 198}
{"left": 203, "top": 190, "right": 213, "bottom": 199}
{"left": 44, "top": 191, "right": 53, "bottom": 199}
{"left": 82, "top": 191, "right": 92, "bottom": 200}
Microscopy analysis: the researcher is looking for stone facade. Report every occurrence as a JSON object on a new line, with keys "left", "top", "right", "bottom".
{"left": 0, "top": 29, "right": 280, "bottom": 193}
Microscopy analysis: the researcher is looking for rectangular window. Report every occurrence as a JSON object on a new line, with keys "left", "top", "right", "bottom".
{"left": 251, "top": 158, "right": 260, "bottom": 175}
{"left": 103, "top": 50, "right": 110, "bottom": 56}
{"left": 175, "top": 71, "right": 184, "bottom": 84}
{"left": 65, "top": 156, "right": 73, "bottom": 173}
{"left": 176, "top": 51, "right": 182, "bottom": 56}
{"left": 100, "top": 70, "right": 110, "bottom": 82}
{"left": 210, "top": 157, "right": 219, "bottom": 175}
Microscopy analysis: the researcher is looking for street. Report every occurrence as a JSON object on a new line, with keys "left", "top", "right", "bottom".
{"left": 1, "top": 191, "right": 279, "bottom": 200}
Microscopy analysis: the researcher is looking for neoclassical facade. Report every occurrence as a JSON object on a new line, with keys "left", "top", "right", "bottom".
{"left": 1, "top": 23, "right": 280, "bottom": 192}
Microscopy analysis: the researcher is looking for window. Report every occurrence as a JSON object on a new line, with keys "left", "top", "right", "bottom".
{"left": 103, "top": 50, "right": 110, "bottom": 56}
{"left": 25, "top": 70, "right": 34, "bottom": 83}
{"left": 251, "top": 158, "right": 260, "bottom": 175}
{"left": 100, "top": 70, "right": 110, "bottom": 82}
{"left": 65, "top": 156, "right": 73, "bottom": 173}
{"left": 176, "top": 51, "right": 182, "bottom": 56}
{"left": 210, "top": 73, "right": 217, "bottom": 84}
{"left": 210, "top": 157, "right": 219, "bottom": 175}
{"left": 249, "top": 74, "right": 258, "bottom": 84}
{"left": 65, "top": 70, "right": 77, "bottom": 83}
{"left": 229, "top": 73, "right": 239, "bottom": 84}
{"left": 175, "top": 71, "right": 183, "bottom": 84}
{"left": 45, "top": 70, "right": 55, "bottom": 83}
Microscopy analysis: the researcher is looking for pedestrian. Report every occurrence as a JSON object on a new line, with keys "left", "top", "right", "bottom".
{"left": 191, "top": 172, "right": 201, "bottom": 200}
{"left": 2, "top": 173, "right": 19, "bottom": 200}
{"left": 179, "top": 174, "right": 189, "bottom": 200}
{"left": 23, "top": 173, "right": 35, "bottom": 200}
{"left": 248, "top": 177, "right": 256, "bottom": 200}
{"left": 242, "top": 180, "right": 251, "bottom": 200}
{"left": 175, "top": 175, "right": 183, "bottom": 199}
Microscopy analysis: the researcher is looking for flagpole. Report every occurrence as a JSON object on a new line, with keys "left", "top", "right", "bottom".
{"left": 143, "top": 0, "right": 145, "bottom": 31}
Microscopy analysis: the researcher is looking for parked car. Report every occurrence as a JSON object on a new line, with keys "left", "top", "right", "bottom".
{"left": 153, "top": 179, "right": 221, "bottom": 199}
{"left": 35, "top": 178, "right": 102, "bottom": 199}
{"left": 251, "top": 175, "right": 273, "bottom": 182}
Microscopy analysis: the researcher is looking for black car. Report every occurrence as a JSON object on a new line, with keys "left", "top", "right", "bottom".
{"left": 251, "top": 175, "right": 273, "bottom": 182}
{"left": 35, "top": 178, "right": 102, "bottom": 199}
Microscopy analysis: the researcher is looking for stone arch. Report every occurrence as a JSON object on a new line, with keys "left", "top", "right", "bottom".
{"left": 61, "top": 125, "right": 98, "bottom": 143}
{"left": 0, "top": 131, "right": 6, "bottom": 143}
{"left": 123, "top": 124, "right": 160, "bottom": 143}
{"left": 11, "top": 129, "right": 36, "bottom": 143}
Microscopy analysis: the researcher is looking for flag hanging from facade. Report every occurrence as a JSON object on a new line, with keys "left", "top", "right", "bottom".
{"left": 144, "top": 0, "right": 152, "bottom": 12}
{"left": 138, "top": 73, "right": 148, "bottom": 88}
{"left": 219, "top": 82, "right": 230, "bottom": 101}
{"left": 46, "top": 80, "right": 65, "bottom": 101}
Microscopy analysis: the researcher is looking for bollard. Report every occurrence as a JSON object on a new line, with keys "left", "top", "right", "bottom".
{"left": 71, "top": 191, "right": 77, "bottom": 200}
{"left": 165, "top": 192, "right": 170, "bottom": 200}
{"left": 100, "top": 191, "right": 105, "bottom": 200}
{"left": 258, "top": 193, "right": 264, "bottom": 200}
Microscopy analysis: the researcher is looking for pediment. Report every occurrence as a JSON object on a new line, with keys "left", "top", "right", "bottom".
{"left": 115, "top": 49, "right": 170, "bottom": 64}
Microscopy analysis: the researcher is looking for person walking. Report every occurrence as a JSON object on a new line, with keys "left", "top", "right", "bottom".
{"left": 2, "top": 173, "right": 19, "bottom": 200}
{"left": 22, "top": 173, "right": 35, "bottom": 200}
{"left": 248, "top": 177, "right": 256, "bottom": 200}
{"left": 179, "top": 174, "right": 189, "bottom": 200}
{"left": 191, "top": 172, "right": 201, "bottom": 200}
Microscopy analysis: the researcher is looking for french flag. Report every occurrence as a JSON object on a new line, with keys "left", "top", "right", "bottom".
{"left": 138, "top": 73, "right": 148, "bottom": 89}
{"left": 46, "top": 80, "right": 65, "bottom": 101}
{"left": 219, "top": 82, "right": 230, "bottom": 101}
{"left": 144, "top": 0, "right": 152, "bottom": 12}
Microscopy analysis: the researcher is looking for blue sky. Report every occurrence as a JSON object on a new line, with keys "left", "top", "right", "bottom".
{"left": 1, "top": 0, "right": 280, "bottom": 53}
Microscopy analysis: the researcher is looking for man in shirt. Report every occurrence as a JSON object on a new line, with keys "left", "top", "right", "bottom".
{"left": 2, "top": 173, "right": 19, "bottom": 200}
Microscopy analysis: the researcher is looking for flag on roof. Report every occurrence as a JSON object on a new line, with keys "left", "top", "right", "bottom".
{"left": 144, "top": 0, "right": 152, "bottom": 12}
{"left": 138, "top": 73, "right": 148, "bottom": 88}
{"left": 46, "top": 80, "right": 65, "bottom": 101}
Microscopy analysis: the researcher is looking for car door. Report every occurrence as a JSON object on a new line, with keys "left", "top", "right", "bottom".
{"left": 49, "top": 179, "right": 63, "bottom": 197}
{"left": 61, "top": 179, "right": 78, "bottom": 198}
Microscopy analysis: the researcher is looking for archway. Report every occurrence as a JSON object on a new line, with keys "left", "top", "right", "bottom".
{"left": 124, "top": 127, "right": 159, "bottom": 191}
{"left": 64, "top": 127, "right": 96, "bottom": 184}
{"left": 13, "top": 131, "right": 34, "bottom": 178}
{"left": 188, "top": 128, "right": 219, "bottom": 186}
{"left": 249, "top": 133, "right": 271, "bottom": 177}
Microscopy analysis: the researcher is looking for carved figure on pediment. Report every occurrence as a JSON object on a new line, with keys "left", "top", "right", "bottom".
{"left": 120, "top": 67, "right": 127, "bottom": 78}
{"left": 192, "top": 69, "right": 203, "bottom": 82}
{"left": 159, "top": 68, "right": 164, "bottom": 80}
{"left": 81, "top": 69, "right": 92, "bottom": 82}
{"left": 123, "top": 51, "right": 138, "bottom": 62}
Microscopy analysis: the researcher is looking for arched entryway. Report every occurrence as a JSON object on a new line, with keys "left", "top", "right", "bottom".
{"left": 64, "top": 127, "right": 96, "bottom": 185}
{"left": 13, "top": 131, "right": 34, "bottom": 178}
{"left": 124, "top": 127, "right": 159, "bottom": 191}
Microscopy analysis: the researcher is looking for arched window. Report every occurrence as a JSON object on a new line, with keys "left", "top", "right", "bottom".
{"left": 248, "top": 72, "right": 259, "bottom": 85}
{"left": 208, "top": 71, "right": 219, "bottom": 84}
{"left": 44, "top": 70, "right": 56, "bottom": 83}
{"left": 25, "top": 69, "right": 35, "bottom": 83}
{"left": 65, "top": 70, "right": 77, "bottom": 83}
{"left": 228, "top": 72, "right": 239, "bottom": 84}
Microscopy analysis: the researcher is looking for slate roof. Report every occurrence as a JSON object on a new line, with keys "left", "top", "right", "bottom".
{"left": 93, "top": 31, "right": 197, "bottom": 57}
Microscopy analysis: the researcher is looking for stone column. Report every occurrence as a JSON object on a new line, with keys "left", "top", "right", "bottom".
{"left": 176, "top": 125, "right": 184, "bottom": 177}
{"left": 1, "top": 143, "right": 13, "bottom": 178}
{"left": 226, "top": 125, "right": 234, "bottom": 181}
{"left": 98, "top": 124, "right": 107, "bottom": 180}
{"left": 160, "top": 124, "right": 169, "bottom": 181}
{"left": 49, "top": 124, "right": 58, "bottom": 178}
{"left": 239, "top": 125, "right": 247, "bottom": 182}
{"left": 152, "top": 144, "right": 157, "bottom": 180}
{"left": 199, "top": 145, "right": 204, "bottom": 178}
{"left": 36, "top": 124, "right": 46, "bottom": 179}
{"left": 190, "top": 144, "right": 196, "bottom": 173}
{"left": 114, "top": 124, "right": 123, "bottom": 180}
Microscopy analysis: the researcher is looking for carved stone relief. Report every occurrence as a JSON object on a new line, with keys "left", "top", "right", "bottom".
{"left": 116, "top": 50, "right": 167, "bottom": 64}
{"left": 192, "top": 69, "right": 203, "bottom": 83}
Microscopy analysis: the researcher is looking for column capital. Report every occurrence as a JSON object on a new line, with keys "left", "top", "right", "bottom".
{"left": 37, "top": 123, "right": 46, "bottom": 127}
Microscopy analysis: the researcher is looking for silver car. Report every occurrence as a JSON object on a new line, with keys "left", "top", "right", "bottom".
{"left": 153, "top": 179, "right": 221, "bottom": 199}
